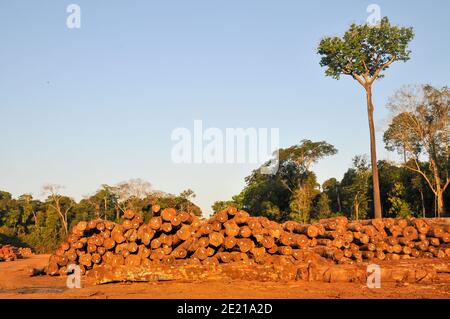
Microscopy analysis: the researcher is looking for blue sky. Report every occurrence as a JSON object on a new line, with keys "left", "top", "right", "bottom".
{"left": 1, "top": 0, "right": 449, "bottom": 215}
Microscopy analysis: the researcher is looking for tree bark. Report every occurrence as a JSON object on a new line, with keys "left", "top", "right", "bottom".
{"left": 52, "top": 197, "right": 69, "bottom": 236}
{"left": 365, "top": 85, "right": 382, "bottom": 219}
{"left": 104, "top": 197, "right": 107, "bottom": 220}
{"left": 430, "top": 158, "right": 445, "bottom": 217}
{"left": 436, "top": 190, "right": 444, "bottom": 218}
{"left": 337, "top": 191, "right": 342, "bottom": 213}
{"left": 419, "top": 189, "right": 425, "bottom": 218}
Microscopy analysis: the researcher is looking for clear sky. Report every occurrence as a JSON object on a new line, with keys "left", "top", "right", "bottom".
{"left": 1, "top": 0, "right": 449, "bottom": 215}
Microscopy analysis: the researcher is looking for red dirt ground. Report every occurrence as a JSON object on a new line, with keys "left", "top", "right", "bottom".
{"left": 0, "top": 254, "right": 449, "bottom": 299}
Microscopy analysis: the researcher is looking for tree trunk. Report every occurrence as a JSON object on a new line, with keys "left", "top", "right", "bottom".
{"left": 337, "top": 191, "right": 342, "bottom": 212}
{"left": 437, "top": 190, "right": 444, "bottom": 218}
{"left": 54, "top": 199, "right": 68, "bottom": 236}
{"left": 104, "top": 197, "right": 107, "bottom": 220}
{"left": 116, "top": 208, "right": 120, "bottom": 221}
{"left": 430, "top": 159, "right": 445, "bottom": 217}
{"left": 365, "top": 86, "right": 382, "bottom": 219}
{"left": 402, "top": 144, "right": 407, "bottom": 164}
{"left": 419, "top": 189, "right": 425, "bottom": 218}
{"left": 31, "top": 210, "right": 38, "bottom": 227}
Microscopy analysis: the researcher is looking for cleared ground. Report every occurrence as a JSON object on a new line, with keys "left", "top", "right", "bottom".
{"left": 0, "top": 254, "right": 449, "bottom": 299}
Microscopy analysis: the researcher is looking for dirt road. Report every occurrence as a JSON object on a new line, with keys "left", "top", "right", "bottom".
{"left": 0, "top": 255, "right": 449, "bottom": 299}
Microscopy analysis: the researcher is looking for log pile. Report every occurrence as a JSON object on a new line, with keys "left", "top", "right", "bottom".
{"left": 46, "top": 206, "right": 450, "bottom": 276}
{"left": 287, "top": 216, "right": 450, "bottom": 263}
{"left": 0, "top": 245, "right": 24, "bottom": 262}
{"left": 18, "top": 247, "right": 33, "bottom": 257}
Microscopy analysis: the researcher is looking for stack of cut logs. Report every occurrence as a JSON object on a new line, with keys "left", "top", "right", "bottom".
{"left": 0, "top": 245, "right": 23, "bottom": 262}
{"left": 18, "top": 247, "right": 33, "bottom": 257}
{"left": 46, "top": 206, "right": 450, "bottom": 276}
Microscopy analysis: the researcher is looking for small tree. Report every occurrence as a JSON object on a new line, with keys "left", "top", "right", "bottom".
{"left": 278, "top": 140, "right": 337, "bottom": 222}
{"left": 387, "top": 182, "right": 411, "bottom": 218}
{"left": 315, "top": 192, "right": 332, "bottom": 219}
{"left": 318, "top": 17, "right": 414, "bottom": 218}
{"left": 410, "top": 175, "right": 426, "bottom": 217}
{"left": 288, "top": 172, "right": 320, "bottom": 223}
{"left": 42, "top": 184, "right": 74, "bottom": 236}
{"left": 235, "top": 140, "right": 337, "bottom": 222}
{"left": 84, "top": 185, "right": 119, "bottom": 221}
{"left": 179, "top": 189, "right": 196, "bottom": 215}
{"left": 112, "top": 178, "right": 152, "bottom": 214}
{"left": 341, "top": 156, "right": 371, "bottom": 220}
{"left": 322, "top": 178, "right": 342, "bottom": 213}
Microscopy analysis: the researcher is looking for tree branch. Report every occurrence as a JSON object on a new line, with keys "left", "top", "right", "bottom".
{"left": 404, "top": 158, "right": 437, "bottom": 195}
{"left": 361, "top": 60, "right": 370, "bottom": 81}
{"left": 352, "top": 73, "right": 366, "bottom": 87}
{"left": 369, "top": 55, "right": 396, "bottom": 84}
{"left": 443, "top": 178, "right": 449, "bottom": 193}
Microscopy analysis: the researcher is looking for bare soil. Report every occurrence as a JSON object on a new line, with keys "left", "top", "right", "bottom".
{"left": 0, "top": 254, "right": 449, "bottom": 299}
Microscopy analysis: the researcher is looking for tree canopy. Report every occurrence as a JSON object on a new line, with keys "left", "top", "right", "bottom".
{"left": 384, "top": 85, "right": 449, "bottom": 215}
{"left": 318, "top": 17, "right": 414, "bottom": 85}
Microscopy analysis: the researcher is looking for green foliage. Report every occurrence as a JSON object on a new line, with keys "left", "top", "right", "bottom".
{"left": 322, "top": 178, "right": 342, "bottom": 213}
{"left": 318, "top": 17, "right": 414, "bottom": 81}
{"left": 340, "top": 156, "right": 371, "bottom": 220}
{"left": 314, "top": 192, "right": 332, "bottom": 220}
{"left": 236, "top": 170, "right": 291, "bottom": 222}
{"left": 378, "top": 160, "right": 403, "bottom": 213}
{"left": 212, "top": 137, "right": 447, "bottom": 222}
{"left": 288, "top": 172, "right": 320, "bottom": 223}
{"left": 278, "top": 140, "right": 337, "bottom": 175}
{"left": 231, "top": 140, "right": 337, "bottom": 223}
{"left": 261, "top": 201, "right": 283, "bottom": 222}
{"left": 211, "top": 200, "right": 241, "bottom": 213}
{"left": 387, "top": 182, "right": 412, "bottom": 218}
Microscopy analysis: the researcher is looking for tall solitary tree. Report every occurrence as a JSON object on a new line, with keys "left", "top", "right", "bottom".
{"left": 317, "top": 17, "right": 414, "bottom": 218}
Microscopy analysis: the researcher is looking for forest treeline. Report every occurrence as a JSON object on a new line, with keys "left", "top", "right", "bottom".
{"left": 213, "top": 85, "right": 449, "bottom": 222}
{"left": 213, "top": 156, "right": 449, "bottom": 222}
{"left": 0, "top": 179, "right": 200, "bottom": 252}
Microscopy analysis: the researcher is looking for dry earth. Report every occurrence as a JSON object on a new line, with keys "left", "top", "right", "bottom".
{"left": 0, "top": 254, "right": 449, "bottom": 299}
